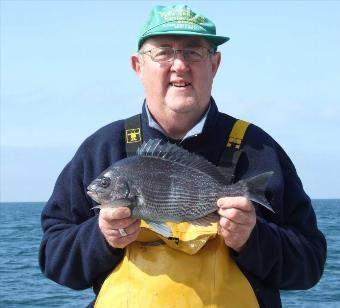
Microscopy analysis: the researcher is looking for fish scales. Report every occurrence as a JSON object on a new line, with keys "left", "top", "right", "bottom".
{"left": 87, "top": 139, "right": 274, "bottom": 237}
{"left": 128, "top": 157, "right": 222, "bottom": 221}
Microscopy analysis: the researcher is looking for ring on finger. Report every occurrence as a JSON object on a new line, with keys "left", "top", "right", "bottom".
{"left": 118, "top": 228, "right": 128, "bottom": 237}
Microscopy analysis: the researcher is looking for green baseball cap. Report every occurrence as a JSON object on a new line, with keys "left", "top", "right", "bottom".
{"left": 138, "top": 4, "right": 229, "bottom": 50}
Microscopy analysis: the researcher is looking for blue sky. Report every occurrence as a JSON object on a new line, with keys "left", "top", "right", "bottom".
{"left": 1, "top": 0, "right": 339, "bottom": 201}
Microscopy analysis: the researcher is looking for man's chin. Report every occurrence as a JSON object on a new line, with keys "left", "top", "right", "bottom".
{"left": 165, "top": 98, "right": 198, "bottom": 114}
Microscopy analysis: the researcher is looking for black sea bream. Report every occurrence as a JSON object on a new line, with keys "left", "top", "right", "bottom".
{"left": 87, "top": 139, "right": 274, "bottom": 237}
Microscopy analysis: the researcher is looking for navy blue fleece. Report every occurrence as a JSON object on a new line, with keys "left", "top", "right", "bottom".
{"left": 39, "top": 99, "right": 326, "bottom": 307}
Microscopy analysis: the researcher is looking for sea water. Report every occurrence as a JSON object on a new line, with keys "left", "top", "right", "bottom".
{"left": 0, "top": 200, "right": 339, "bottom": 307}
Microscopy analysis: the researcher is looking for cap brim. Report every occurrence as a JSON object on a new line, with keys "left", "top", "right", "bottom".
{"left": 138, "top": 31, "right": 230, "bottom": 50}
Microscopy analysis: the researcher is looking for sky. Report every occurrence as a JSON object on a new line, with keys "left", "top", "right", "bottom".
{"left": 1, "top": 0, "right": 339, "bottom": 202}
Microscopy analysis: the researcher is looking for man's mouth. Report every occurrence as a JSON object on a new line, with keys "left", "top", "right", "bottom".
{"left": 169, "top": 82, "right": 191, "bottom": 88}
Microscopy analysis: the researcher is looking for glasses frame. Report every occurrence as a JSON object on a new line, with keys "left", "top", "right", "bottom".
{"left": 139, "top": 46, "right": 216, "bottom": 63}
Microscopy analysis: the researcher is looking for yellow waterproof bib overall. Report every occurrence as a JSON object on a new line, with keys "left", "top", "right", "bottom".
{"left": 95, "top": 118, "right": 258, "bottom": 307}
{"left": 95, "top": 222, "right": 259, "bottom": 308}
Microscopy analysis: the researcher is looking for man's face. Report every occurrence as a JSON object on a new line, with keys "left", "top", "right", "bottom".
{"left": 131, "top": 36, "right": 221, "bottom": 120}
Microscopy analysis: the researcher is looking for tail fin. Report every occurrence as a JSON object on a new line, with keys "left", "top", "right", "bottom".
{"left": 240, "top": 171, "right": 275, "bottom": 213}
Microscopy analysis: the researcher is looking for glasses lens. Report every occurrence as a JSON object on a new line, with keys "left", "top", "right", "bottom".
{"left": 150, "top": 47, "right": 174, "bottom": 62}
{"left": 184, "top": 47, "right": 207, "bottom": 62}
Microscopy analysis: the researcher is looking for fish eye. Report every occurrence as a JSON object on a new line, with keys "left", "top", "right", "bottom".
{"left": 100, "top": 177, "right": 111, "bottom": 188}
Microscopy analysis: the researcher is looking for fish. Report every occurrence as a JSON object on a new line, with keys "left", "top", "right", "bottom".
{"left": 87, "top": 139, "right": 274, "bottom": 237}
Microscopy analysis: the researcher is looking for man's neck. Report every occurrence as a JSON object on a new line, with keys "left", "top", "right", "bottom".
{"left": 146, "top": 103, "right": 210, "bottom": 140}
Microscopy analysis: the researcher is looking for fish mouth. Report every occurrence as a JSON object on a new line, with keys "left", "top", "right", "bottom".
{"left": 87, "top": 190, "right": 100, "bottom": 203}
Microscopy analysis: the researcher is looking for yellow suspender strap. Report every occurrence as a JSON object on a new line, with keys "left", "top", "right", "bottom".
{"left": 226, "top": 119, "right": 250, "bottom": 149}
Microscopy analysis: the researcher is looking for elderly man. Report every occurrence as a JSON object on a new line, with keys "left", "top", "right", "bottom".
{"left": 39, "top": 4, "right": 326, "bottom": 308}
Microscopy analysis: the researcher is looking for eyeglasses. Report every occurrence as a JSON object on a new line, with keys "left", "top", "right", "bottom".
{"left": 139, "top": 46, "right": 215, "bottom": 63}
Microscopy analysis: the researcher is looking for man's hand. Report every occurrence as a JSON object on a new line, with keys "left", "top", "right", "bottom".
{"left": 217, "top": 196, "right": 256, "bottom": 252}
{"left": 98, "top": 207, "right": 141, "bottom": 249}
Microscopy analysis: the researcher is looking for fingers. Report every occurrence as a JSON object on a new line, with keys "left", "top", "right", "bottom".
{"left": 216, "top": 197, "right": 256, "bottom": 252}
{"left": 98, "top": 207, "right": 141, "bottom": 249}
{"left": 100, "top": 207, "right": 131, "bottom": 220}
{"left": 217, "top": 196, "right": 253, "bottom": 212}
{"left": 104, "top": 219, "right": 141, "bottom": 249}
{"left": 218, "top": 207, "right": 248, "bottom": 223}
{"left": 217, "top": 197, "right": 255, "bottom": 225}
{"left": 219, "top": 216, "right": 250, "bottom": 233}
{"left": 218, "top": 222, "right": 249, "bottom": 251}
{"left": 100, "top": 207, "right": 137, "bottom": 228}
{"left": 104, "top": 219, "right": 141, "bottom": 238}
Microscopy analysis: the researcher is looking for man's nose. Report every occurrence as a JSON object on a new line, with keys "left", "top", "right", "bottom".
{"left": 171, "top": 50, "right": 190, "bottom": 71}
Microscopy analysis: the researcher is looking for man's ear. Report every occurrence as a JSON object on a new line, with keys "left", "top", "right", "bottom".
{"left": 211, "top": 52, "right": 221, "bottom": 78}
{"left": 131, "top": 53, "right": 143, "bottom": 78}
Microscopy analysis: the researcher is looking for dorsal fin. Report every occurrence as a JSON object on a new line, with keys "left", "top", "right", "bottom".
{"left": 137, "top": 139, "right": 228, "bottom": 183}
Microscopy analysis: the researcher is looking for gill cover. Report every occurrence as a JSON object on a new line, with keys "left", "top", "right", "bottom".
{"left": 112, "top": 176, "right": 130, "bottom": 201}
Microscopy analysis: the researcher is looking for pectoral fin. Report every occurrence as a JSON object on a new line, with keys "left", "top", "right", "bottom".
{"left": 146, "top": 221, "right": 173, "bottom": 238}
